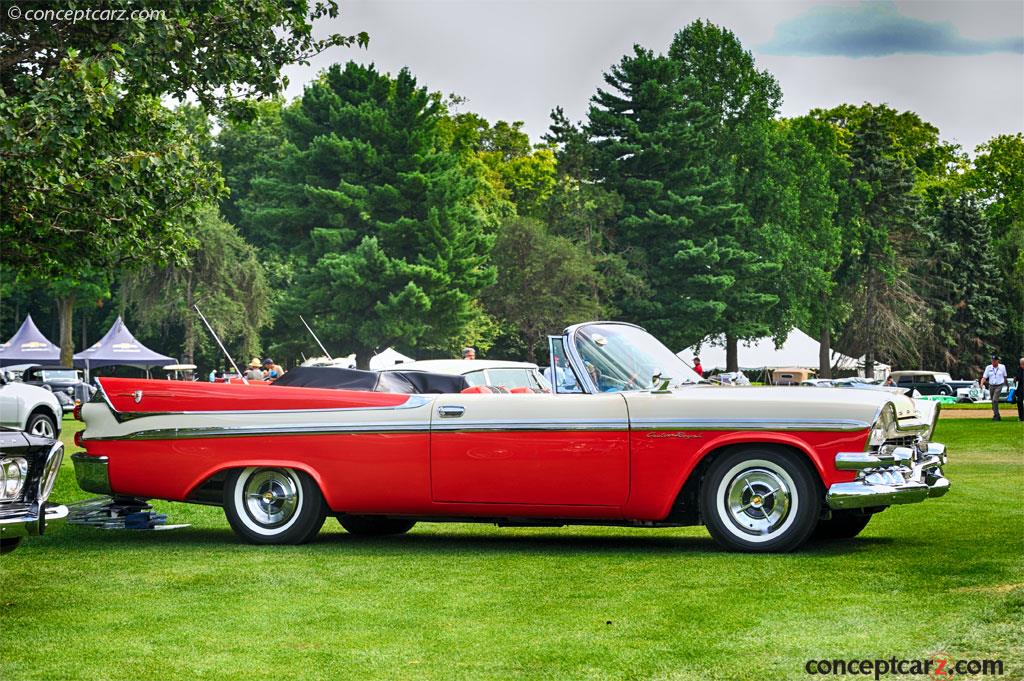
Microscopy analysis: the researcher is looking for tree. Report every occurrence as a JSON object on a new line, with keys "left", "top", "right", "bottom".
{"left": 2, "top": 2, "right": 365, "bottom": 365}
{"left": 918, "top": 195, "right": 1003, "bottom": 376}
{"left": 125, "top": 206, "right": 271, "bottom": 366}
{"left": 966, "top": 134, "right": 1024, "bottom": 361}
{"left": 0, "top": 51, "right": 223, "bottom": 364}
{"left": 241, "top": 63, "right": 497, "bottom": 366}
{"left": 485, "top": 218, "right": 606, "bottom": 362}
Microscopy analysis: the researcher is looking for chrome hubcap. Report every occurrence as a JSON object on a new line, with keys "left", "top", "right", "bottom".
{"left": 31, "top": 419, "right": 54, "bottom": 438}
{"left": 244, "top": 470, "right": 299, "bottom": 526}
{"left": 725, "top": 468, "right": 792, "bottom": 536}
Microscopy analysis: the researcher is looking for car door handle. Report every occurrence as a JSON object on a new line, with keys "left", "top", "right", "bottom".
{"left": 438, "top": 405, "right": 465, "bottom": 418}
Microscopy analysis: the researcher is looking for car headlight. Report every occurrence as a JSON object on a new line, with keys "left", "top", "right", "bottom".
{"left": 0, "top": 457, "right": 29, "bottom": 500}
{"left": 867, "top": 403, "right": 897, "bottom": 448}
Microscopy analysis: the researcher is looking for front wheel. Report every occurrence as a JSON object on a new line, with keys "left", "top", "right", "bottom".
{"left": 701, "top": 447, "right": 821, "bottom": 553}
{"left": 223, "top": 467, "right": 326, "bottom": 544}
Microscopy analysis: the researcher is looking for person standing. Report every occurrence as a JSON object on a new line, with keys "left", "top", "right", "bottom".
{"left": 1016, "top": 357, "right": 1024, "bottom": 422}
{"left": 461, "top": 347, "right": 476, "bottom": 360}
{"left": 692, "top": 356, "right": 704, "bottom": 378}
{"left": 980, "top": 354, "right": 1008, "bottom": 421}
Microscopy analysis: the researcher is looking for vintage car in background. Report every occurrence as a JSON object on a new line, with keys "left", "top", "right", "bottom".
{"left": 889, "top": 370, "right": 973, "bottom": 397}
{"left": 0, "top": 428, "right": 67, "bottom": 553}
{"left": 382, "top": 359, "right": 549, "bottom": 392}
{"left": 71, "top": 321, "right": 949, "bottom": 553}
{"left": 0, "top": 373, "right": 63, "bottom": 438}
{"left": 20, "top": 365, "right": 95, "bottom": 410}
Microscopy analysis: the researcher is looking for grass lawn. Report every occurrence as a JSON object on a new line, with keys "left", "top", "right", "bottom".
{"left": 2, "top": 417, "right": 1021, "bottom": 680}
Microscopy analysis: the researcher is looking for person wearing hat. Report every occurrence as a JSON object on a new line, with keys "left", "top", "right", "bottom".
{"left": 262, "top": 357, "right": 285, "bottom": 382}
{"left": 244, "top": 358, "right": 264, "bottom": 382}
{"left": 980, "top": 354, "right": 1008, "bottom": 421}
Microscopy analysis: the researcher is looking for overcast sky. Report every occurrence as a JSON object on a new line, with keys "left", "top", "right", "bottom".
{"left": 280, "top": 0, "right": 1023, "bottom": 153}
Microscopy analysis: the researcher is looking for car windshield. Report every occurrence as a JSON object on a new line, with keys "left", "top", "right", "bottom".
{"left": 42, "top": 370, "right": 78, "bottom": 381}
{"left": 572, "top": 323, "right": 701, "bottom": 392}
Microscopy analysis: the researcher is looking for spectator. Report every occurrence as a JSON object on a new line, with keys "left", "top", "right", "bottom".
{"left": 980, "top": 354, "right": 1008, "bottom": 421}
{"left": 262, "top": 357, "right": 285, "bottom": 381}
{"left": 461, "top": 347, "right": 476, "bottom": 360}
{"left": 883, "top": 376, "right": 895, "bottom": 387}
{"left": 244, "top": 359, "right": 264, "bottom": 382}
{"left": 1016, "top": 357, "right": 1024, "bottom": 422}
{"left": 692, "top": 356, "right": 704, "bottom": 377}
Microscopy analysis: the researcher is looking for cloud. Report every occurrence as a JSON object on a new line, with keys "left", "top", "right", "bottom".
{"left": 760, "top": 2, "right": 1024, "bottom": 57}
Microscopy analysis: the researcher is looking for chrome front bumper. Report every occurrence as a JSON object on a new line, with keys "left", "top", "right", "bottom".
{"left": 826, "top": 443, "right": 949, "bottom": 510}
{"left": 0, "top": 503, "right": 69, "bottom": 539}
{"left": 72, "top": 453, "right": 112, "bottom": 495}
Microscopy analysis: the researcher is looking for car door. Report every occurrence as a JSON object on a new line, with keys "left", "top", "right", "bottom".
{"left": 429, "top": 392, "right": 630, "bottom": 506}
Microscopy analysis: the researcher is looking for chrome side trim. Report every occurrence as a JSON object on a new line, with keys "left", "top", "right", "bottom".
{"left": 630, "top": 417, "right": 870, "bottom": 432}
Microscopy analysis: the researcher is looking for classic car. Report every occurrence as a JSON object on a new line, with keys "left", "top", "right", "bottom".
{"left": 0, "top": 372, "right": 63, "bottom": 438}
{"left": 382, "top": 359, "right": 550, "bottom": 392}
{"left": 20, "top": 365, "right": 95, "bottom": 409}
{"left": 888, "top": 370, "right": 973, "bottom": 397}
{"left": 0, "top": 428, "right": 68, "bottom": 553}
{"left": 71, "top": 321, "right": 950, "bottom": 553}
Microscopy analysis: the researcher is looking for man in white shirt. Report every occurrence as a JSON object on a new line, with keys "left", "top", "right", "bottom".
{"left": 981, "top": 355, "right": 1008, "bottom": 421}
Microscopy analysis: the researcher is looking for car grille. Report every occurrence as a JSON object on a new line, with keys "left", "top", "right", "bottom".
{"left": 884, "top": 435, "right": 920, "bottom": 448}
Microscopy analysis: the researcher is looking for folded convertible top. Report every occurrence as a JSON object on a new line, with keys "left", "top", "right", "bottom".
{"left": 272, "top": 366, "right": 469, "bottom": 394}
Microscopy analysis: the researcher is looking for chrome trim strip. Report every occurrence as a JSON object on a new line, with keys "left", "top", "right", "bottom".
{"left": 630, "top": 418, "right": 870, "bottom": 432}
{"left": 835, "top": 446, "right": 914, "bottom": 470}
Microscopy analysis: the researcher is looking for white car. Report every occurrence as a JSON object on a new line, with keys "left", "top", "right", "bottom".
{"left": 0, "top": 374, "right": 63, "bottom": 439}
{"left": 382, "top": 359, "right": 549, "bottom": 391}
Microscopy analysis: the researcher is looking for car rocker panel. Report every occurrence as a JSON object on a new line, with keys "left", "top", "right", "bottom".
{"left": 74, "top": 322, "right": 950, "bottom": 552}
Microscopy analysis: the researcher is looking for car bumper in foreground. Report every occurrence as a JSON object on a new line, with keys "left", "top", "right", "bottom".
{"left": 826, "top": 443, "right": 949, "bottom": 510}
{"left": 0, "top": 502, "right": 69, "bottom": 539}
{"left": 72, "top": 453, "right": 112, "bottom": 495}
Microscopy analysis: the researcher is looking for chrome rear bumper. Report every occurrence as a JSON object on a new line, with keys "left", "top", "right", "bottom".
{"left": 826, "top": 443, "right": 949, "bottom": 510}
{"left": 72, "top": 453, "right": 112, "bottom": 495}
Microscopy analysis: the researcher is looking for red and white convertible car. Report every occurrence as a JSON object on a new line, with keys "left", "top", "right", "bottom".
{"left": 72, "top": 322, "right": 949, "bottom": 552}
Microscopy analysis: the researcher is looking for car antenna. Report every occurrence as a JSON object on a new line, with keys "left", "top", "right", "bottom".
{"left": 299, "top": 315, "right": 332, "bottom": 360}
{"left": 193, "top": 304, "right": 248, "bottom": 385}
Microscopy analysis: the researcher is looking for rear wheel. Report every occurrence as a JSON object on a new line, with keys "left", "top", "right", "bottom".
{"left": 223, "top": 467, "right": 326, "bottom": 544}
{"left": 700, "top": 447, "right": 820, "bottom": 553}
{"left": 813, "top": 511, "right": 873, "bottom": 540}
{"left": 339, "top": 516, "right": 417, "bottom": 536}
{"left": 26, "top": 412, "right": 57, "bottom": 439}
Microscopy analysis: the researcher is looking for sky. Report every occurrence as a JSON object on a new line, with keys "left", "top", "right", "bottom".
{"left": 280, "top": 0, "right": 1024, "bottom": 153}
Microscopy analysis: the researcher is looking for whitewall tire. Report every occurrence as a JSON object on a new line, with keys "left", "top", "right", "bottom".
{"left": 701, "top": 447, "right": 820, "bottom": 553}
{"left": 223, "top": 467, "right": 326, "bottom": 545}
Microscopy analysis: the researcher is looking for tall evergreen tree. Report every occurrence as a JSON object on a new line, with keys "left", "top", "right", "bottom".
{"left": 239, "top": 63, "right": 496, "bottom": 366}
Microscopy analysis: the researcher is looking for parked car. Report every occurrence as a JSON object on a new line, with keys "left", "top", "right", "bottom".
{"left": 956, "top": 380, "right": 1012, "bottom": 403}
{"left": 0, "top": 373, "right": 63, "bottom": 438}
{"left": 0, "top": 428, "right": 67, "bottom": 553}
{"left": 20, "top": 365, "right": 95, "bottom": 408}
{"left": 72, "top": 321, "right": 949, "bottom": 553}
{"left": 888, "top": 371, "right": 973, "bottom": 397}
{"left": 383, "top": 359, "right": 549, "bottom": 392}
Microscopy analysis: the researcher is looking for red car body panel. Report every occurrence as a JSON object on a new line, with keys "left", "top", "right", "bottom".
{"left": 80, "top": 377, "right": 870, "bottom": 523}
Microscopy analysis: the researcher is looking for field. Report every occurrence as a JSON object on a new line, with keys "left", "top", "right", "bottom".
{"left": 1, "top": 417, "right": 1021, "bottom": 680}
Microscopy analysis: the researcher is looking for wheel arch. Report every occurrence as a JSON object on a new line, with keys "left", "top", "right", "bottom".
{"left": 184, "top": 460, "right": 333, "bottom": 508}
{"left": 668, "top": 437, "right": 827, "bottom": 523}
{"left": 26, "top": 403, "right": 61, "bottom": 435}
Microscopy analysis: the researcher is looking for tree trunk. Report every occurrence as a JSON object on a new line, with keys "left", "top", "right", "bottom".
{"left": 818, "top": 314, "right": 832, "bottom": 379}
{"left": 80, "top": 310, "right": 87, "bottom": 351}
{"left": 864, "top": 349, "right": 875, "bottom": 379}
{"left": 355, "top": 346, "right": 374, "bottom": 370}
{"left": 725, "top": 334, "right": 738, "bottom": 373}
{"left": 57, "top": 296, "right": 75, "bottom": 367}
{"left": 183, "top": 272, "right": 196, "bottom": 364}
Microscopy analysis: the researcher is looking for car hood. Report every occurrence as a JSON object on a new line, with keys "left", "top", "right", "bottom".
{"left": 624, "top": 385, "right": 921, "bottom": 428}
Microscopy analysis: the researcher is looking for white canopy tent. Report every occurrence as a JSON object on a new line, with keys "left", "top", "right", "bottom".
{"left": 676, "top": 329, "right": 890, "bottom": 379}
{"left": 369, "top": 347, "right": 415, "bottom": 370}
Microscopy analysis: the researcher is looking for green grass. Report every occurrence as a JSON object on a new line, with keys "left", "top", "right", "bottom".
{"left": 2, "top": 417, "right": 1021, "bottom": 680}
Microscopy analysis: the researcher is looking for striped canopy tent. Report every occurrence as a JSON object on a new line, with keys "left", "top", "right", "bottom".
{"left": 0, "top": 314, "right": 62, "bottom": 367}
{"left": 73, "top": 316, "right": 174, "bottom": 372}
